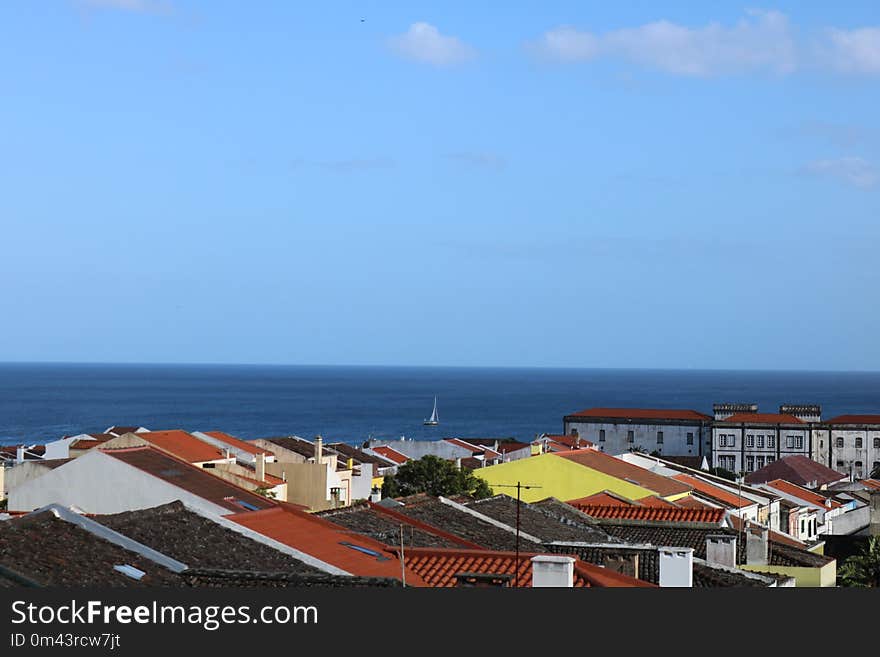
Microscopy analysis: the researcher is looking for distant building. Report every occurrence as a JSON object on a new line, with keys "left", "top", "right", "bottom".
{"left": 562, "top": 408, "right": 713, "bottom": 458}
{"left": 817, "top": 415, "right": 880, "bottom": 480}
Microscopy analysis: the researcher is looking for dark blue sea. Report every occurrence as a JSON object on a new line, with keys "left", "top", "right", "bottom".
{"left": 1, "top": 363, "right": 879, "bottom": 445}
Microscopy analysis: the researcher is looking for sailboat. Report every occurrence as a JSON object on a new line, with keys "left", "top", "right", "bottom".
{"left": 423, "top": 396, "right": 440, "bottom": 426}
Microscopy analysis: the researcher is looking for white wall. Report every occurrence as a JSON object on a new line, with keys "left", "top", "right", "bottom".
{"left": 564, "top": 420, "right": 706, "bottom": 458}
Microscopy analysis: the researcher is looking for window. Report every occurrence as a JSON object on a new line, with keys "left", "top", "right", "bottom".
{"left": 599, "top": 429, "right": 606, "bottom": 442}
{"left": 627, "top": 430, "right": 634, "bottom": 443}
{"left": 786, "top": 436, "right": 794, "bottom": 448}
{"left": 768, "top": 435, "right": 776, "bottom": 448}
{"left": 836, "top": 437, "right": 844, "bottom": 448}
{"left": 873, "top": 461, "right": 880, "bottom": 473}
{"left": 855, "top": 461, "right": 863, "bottom": 477}
{"left": 657, "top": 431, "right": 664, "bottom": 445}
{"left": 874, "top": 438, "right": 880, "bottom": 449}
{"left": 746, "top": 434, "right": 755, "bottom": 448}
{"left": 756, "top": 456, "right": 765, "bottom": 469}
{"left": 811, "top": 519, "right": 816, "bottom": 537}
{"left": 756, "top": 435, "right": 764, "bottom": 448}
{"left": 836, "top": 460, "right": 845, "bottom": 469}
{"left": 686, "top": 432, "right": 694, "bottom": 445}
{"left": 719, "top": 434, "right": 735, "bottom": 448}
{"left": 766, "top": 457, "right": 775, "bottom": 465}
{"left": 746, "top": 455, "right": 755, "bottom": 472}
{"left": 719, "top": 455, "right": 736, "bottom": 471}
{"left": 570, "top": 428, "right": 579, "bottom": 437}
{"left": 795, "top": 436, "right": 804, "bottom": 450}
{"left": 800, "top": 519, "right": 805, "bottom": 536}
{"left": 856, "top": 437, "right": 863, "bottom": 449}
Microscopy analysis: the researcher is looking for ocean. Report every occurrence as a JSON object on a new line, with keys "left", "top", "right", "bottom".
{"left": 1, "top": 363, "right": 879, "bottom": 445}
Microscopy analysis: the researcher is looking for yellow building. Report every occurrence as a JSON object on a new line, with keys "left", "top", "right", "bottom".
{"left": 474, "top": 450, "right": 691, "bottom": 503}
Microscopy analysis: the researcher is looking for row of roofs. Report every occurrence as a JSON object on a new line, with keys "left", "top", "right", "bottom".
{"left": 565, "top": 406, "right": 880, "bottom": 426}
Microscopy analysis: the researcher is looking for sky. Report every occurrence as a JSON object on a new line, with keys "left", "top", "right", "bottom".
{"left": 1, "top": 1, "right": 879, "bottom": 371}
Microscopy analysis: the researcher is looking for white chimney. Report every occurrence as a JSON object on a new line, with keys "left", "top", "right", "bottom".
{"left": 315, "top": 435, "right": 323, "bottom": 463}
{"left": 370, "top": 486, "right": 382, "bottom": 503}
{"left": 530, "top": 555, "right": 574, "bottom": 588}
{"left": 706, "top": 534, "right": 737, "bottom": 568}
{"left": 255, "top": 452, "right": 266, "bottom": 482}
{"left": 658, "top": 547, "right": 693, "bottom": 587}
{"left": 746, "top": 523, "right": 769, "bottom": 566}
{"left": 16, "top": 446, "right": 25, "bottom": 464}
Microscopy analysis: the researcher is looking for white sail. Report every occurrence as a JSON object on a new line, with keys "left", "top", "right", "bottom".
{"left": 425, "top": 397, "right": 439, "bottom": 424}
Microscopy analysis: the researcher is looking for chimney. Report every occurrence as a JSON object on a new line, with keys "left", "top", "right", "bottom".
{"left": 603, "top": 554, "right": 639, "bottom": 578}
{"left": 370, "top": 486, "right": 382, "bottom": 503}
{"left": 16, "top": 446, "right": 25, "bottom": 464}
{"left": 255, "top": 452, "right": 266, "bottom": 482}
{"left": 314, "top": 435, "right": 323, "bottom": 463}
{"left": 746, "top": 522, "right": 769, "bottom": 566}
{"left": 455, "top": 457, "right": 462, "bottom": 470}
{"left": 658, "top": 547, "right": 693, "bottom": 587}
{"left": 705, "top": 534, "right": 737, "bottom": 568}
{"left": 347, "top": 457, "right": 354, "bottom": 470}
{"left": 530, "top": 555, "right": 574, "bottom": 588}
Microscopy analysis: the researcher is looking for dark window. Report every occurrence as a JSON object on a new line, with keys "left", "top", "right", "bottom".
{"left": 855, "top": 461, "right": 863, "bottom": 477}
{"left": 836, "top": 460, "right": 845, "bottom": 468}
{"left": 836, "top": 437, "right": 844, "bottom": 448}
{"left": 627, "top": 431, "right": 634, "bottom": 443}
{"left": 599, "top": 430, "right": 606, "bottom": 442}
{"left": 874, "top": 438, "right": 880, "bottom": 448}
{"left": 786, "top": 436, "right": 794, "bottom": 448}
{"left": 570, "top": 428, "right": 579, "bottom": 437}
{"left": 873, "top": 461, "right": 879, "bottom": 472}
{"left": 746, "top": 455, "right": 755, "bottom": 472}
{"left": 686, "top": 432, "right": 694, "bottom": 445}
{"left": 657, "top": 431, "right": 664, "bottom": 444}
{"left": 856, "top": 437, "right": 863, "bottom": 449}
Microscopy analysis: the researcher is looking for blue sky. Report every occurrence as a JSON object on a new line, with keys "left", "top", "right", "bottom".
{"left": 1, "top": 1, "right": 878, "bottom": 370}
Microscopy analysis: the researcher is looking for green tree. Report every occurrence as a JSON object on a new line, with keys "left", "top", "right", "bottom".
{"left": 381, "top": 455, "right": 494, "bottom": 499}
{"left": 837, "top": 536, "right": 880, "bottom": 587}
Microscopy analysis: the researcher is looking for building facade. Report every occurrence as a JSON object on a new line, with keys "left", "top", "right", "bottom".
{"left": 562, "top": 408, "right": 713, "bottom": 458}
{"left": 816, "top": 415, "right": 880, "bottom": 480}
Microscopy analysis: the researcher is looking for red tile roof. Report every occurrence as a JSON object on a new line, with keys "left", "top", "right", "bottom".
{"left": 569, "top": 504, "right": 726, "bottom": 524}
{"left": 227, "top": 506, "right": 425, "bottom": 584}
{"left": 763, "top": 479, "right": 843, "bottom": 510}
{"left": 370, "top": 446, "right": 409, "bottom": 465}
{"left": 744, "top": 455, "right": 847, "bottom": 488}
{"left": 567, "top": 408, "right": 712, "bottom": 422}
{"left": 671, "top": 474, "right": 756, "bottom": 509}
{"left": 861, "top": 479, "right": 880, "bottom": 491}
{"left": 636, "top": 495, "right": 679, "bottom": 508}
{"left": 541, "top": 435, "right": 595, "bottom": 449}
{"left": 567, "top": 491, "right": 637, "bottom": 507}
{"left": 401, "top": 548, "right": 654, "bottom": 587}
{"left": 135, "top": 430, "right": 229, "bottom": 464}
{"left": 557, "top": 450, "right": 693, "bottom": 498}
{"left": 825, "top": 415, "right": 880, "bottom": 424}
{"left": 104, "top": 447, "right": 276, "bottom": 513}
{"left": 204, "top": 431, "right": 273, "bottom": 457}
{"left": 673, "top": 495, "right": 716, "bottom": 510}
{"left": 722, "top": 413, "right": 803, "bottom": 424}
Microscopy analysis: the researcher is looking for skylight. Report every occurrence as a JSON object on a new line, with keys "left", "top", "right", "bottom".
{"left": 114, "top": 564, "right": 146, "bottom": 581}
{"left": 339, "top": 542, "right": 390, "bottom": 561}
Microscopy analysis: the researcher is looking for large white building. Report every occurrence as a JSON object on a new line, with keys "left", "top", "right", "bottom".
{"left": 816, "top": 415, "right": 880, "bottom": 480}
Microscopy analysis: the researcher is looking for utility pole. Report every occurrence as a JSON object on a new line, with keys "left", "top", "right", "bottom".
{"left": 493, "top": 481, "right": 542, "bottom": 587}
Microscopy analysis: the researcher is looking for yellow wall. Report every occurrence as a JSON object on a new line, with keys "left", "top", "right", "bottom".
{"left": 474, "top": 453, "right": 658, "bottom": 503}
{"left": 741, "top": 561, "right": 836, "bottom": 587}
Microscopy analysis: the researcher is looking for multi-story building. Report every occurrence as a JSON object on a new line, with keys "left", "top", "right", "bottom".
{"left": 711, "top": 404, "right": 820, "bottom": 475}
{"left": 816, "top": 415, "right": 880, "bottom": 480}
{"left": 562, "top": 408, "right": 713, "bottom": 458}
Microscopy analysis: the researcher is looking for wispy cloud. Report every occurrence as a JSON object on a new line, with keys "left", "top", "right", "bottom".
{"left": 530, "top": 9, "right": 796, "bottom": 76}
{"left": 801, "top": 157, "right": 880, "bottom": 189}
{"left": 820, "top": 26, "right": 880, "bottom": 74}
{"left": 446, "top": 152, "right": 506, "bottom": 171}
{"left": 388, "top": 22, "right": 476, "bottom": 66}
{"left": 76, "top": 0, "right": 174, "bottom": 14}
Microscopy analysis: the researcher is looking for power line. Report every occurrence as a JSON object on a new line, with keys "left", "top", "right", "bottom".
{"left": 492, "top": 481, "right": 542, "bottom": 587}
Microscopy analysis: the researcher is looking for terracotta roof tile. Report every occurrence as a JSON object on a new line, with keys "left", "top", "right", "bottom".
{"left": 673, "top": 495, "right": 716, "bottom": 510}
{"left": 567, "top": 408, "right": 712, "bottom": 422}
{"left": 671, "top": 474, "right": 756, "bottom": 509}
{"left": 722, "top": 413, "right": 803, "bottom": 424}
{"left": 227, "top": 506, "right": 425, "bottom": 584}
{"left": 557, "top": 450, "right": 693, "bottom": 498}
{"left": 763, "top": 479, "right": 843, "bottom": 510}
{"left": 135, "top": 430, "right": 228, "bottom": 464}
{"left": 568, "top": 491, "right": 638, "bottom": 507}
{"left": 204, "top": 431, "right": 273, "bottom": 457}
{"left": 540, "top": 435, "right": 595, "bottom": 449}
{"left": 568, "top": 504, "right": 726, "bottom": 524}
{"left": 861, "top": 479, "right": 880, "bottom": 491}
{"left": 825, "top": 415, "right": 880, "bottom": 424}
{"left": 401, "top": 548, "right": 653, "bottom": 587}
{"left": 370, "top": 446, "right": 409, "bottom": 465}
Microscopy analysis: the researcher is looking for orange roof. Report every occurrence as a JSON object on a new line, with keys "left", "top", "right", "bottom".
{"left": 568, "top": 491, "right": 637, "bottom": 507}
{"left": 227, "top": 506, "right": 426, "bottom": 584}
{"left": 370, "top": 445, "right": 409, "bottom": 465}
{"left": 722, "top": 413, "right": 803, "bottom": 424}
{"left": 861, "top": 479, "right": 880, "bottom": 491}
{"left": 825, "top": 415, "right": 880, "bottom": 424}
{"left": 135, "top": 430, "right": 229, "bottom": 464}
{"left": 401, "top": 548, "right": 653, "bottom": 588}
{"left": 671, "top": 474, "right": 755, "bottom": 509}
{"left": 635, "top": 495, "right": 679, "bottom": 508}
{"left": 204, "top": 431, "right": 272, "bottom": 457}
{"left": 445, "top": 439, "right": 501, "bottom": 459}
{"left": 567, "top": 408, "right": 711, "bottom": 422}
{"left": 557, "top": 450, "right": 693, "bottom": 498}
{"left": 764, "top": 479, "right": 843, "bottom": 510}
{"left": 541, "top": 435, "right": 595, "bottom": 449}
{"left": 673, "top": 495, "right": 716, "bottom": 510}
{"left": 569, "top": 504, "right": 726, "bottom": 524}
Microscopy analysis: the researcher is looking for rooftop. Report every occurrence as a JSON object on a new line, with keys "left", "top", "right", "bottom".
{"left": 135, "top": 430, "right": 229, "bottom": 464}
{"left": 567, "top": 408, "right": 712, "bottom": 422}
{"left": 744, "top": 455, "right": 848, "bottom": 488}
{"left": 761, "top": 480, "right": 843, "bottom": 510}
{"left": 557, "top": 450, "right": 693, "bottom": 498}
{"left": 721, "top": 413, "right": 803, "bottom": 424}
{"left": 570, "top": 505, "right": 726, "bottom": 524}
{"left": 203, "top": 431, "right": 273, "bottom": 457}
{"left": 369, "top": 445, "right": 409, "bottom": 465}
{"left": 824, "top": 414, "right": 880, "bottom": 425}
{"left": 104, "top": 447, "right": 276, "bottom": 514}
{"left": 672, "top": 474, "right": 756, "bottom": 509}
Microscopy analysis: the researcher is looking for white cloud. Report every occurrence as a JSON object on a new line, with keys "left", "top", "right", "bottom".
{"left": 822, "top": 27, "right": 880, "bottom": 74}
{"left": 388, "top": 22, "right": 475, "bottom": 66}
{"left": 802, "top": 157, "right": 880, "bottom": 189}
{"left": 532, "top": 9, "right": 796, "bottom": 76}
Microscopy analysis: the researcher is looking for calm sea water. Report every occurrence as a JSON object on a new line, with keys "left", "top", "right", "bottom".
{"left": 1, "top": 363, "right": 879, "bottom": 445}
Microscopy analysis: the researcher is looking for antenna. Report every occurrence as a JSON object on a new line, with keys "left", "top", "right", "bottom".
{"left": 492, "top": 481, "right": 543, "bottom": 587}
